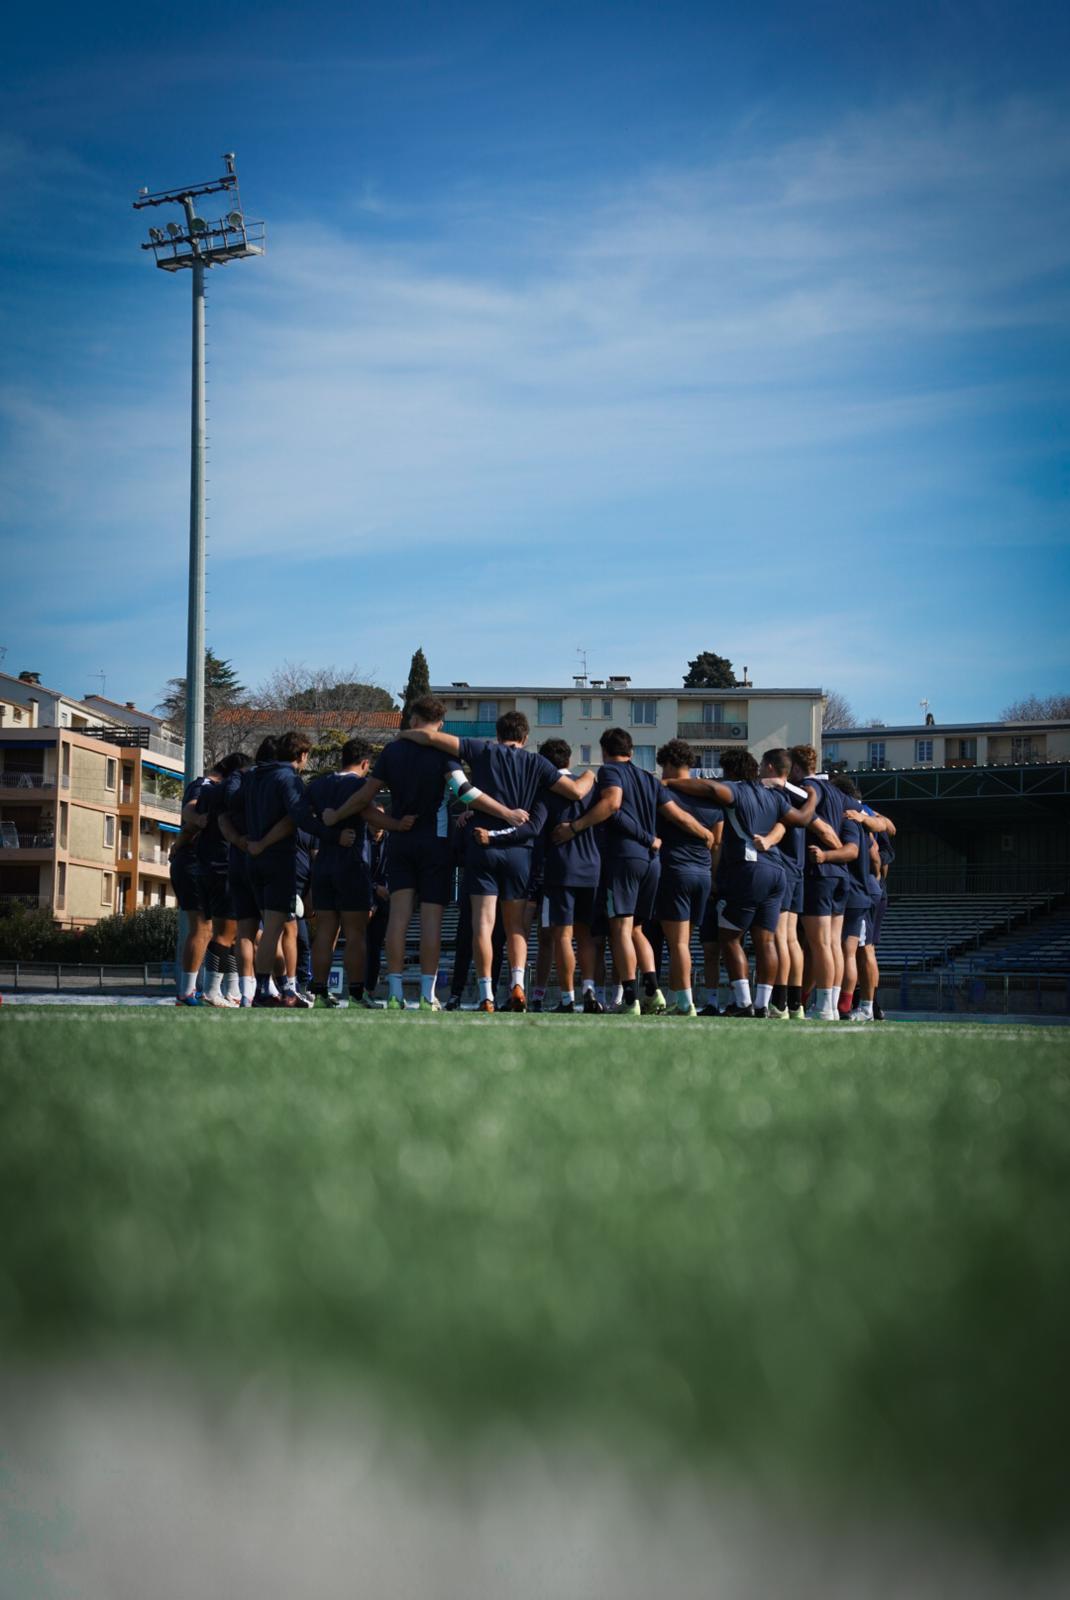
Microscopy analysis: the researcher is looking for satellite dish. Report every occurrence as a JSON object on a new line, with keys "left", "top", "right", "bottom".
{"left": 190, "top": 217, "right": 207, "bottom": 233}
{"left": 149, "top": 227, "right": 164, "bottom": 242}
{"left": 166, "top": 222, "right": 181, "bottom": 237}
{"left": 226, "top": 211, "right": 243, "bottom": 227}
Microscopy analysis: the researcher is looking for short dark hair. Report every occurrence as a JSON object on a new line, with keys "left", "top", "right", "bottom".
{"left": 761, "top": 747, "right": 792, "bottom": 777}
{"left": 409, "top": 695, "right": 445, "bottom": 724}
{"left": 214, "top": 750, "right": 248, "bottom": 778}
{"left": 600, "top": 727, "right": 632, "bottom": 758}
{"left": 831, "top": 774, "right": 861, "bottom": 800}
{"left": 721, "top": 749, "right": 759, "bottom": 781}
{"left": 539, "top": 737, "right": 571, "bottom": 769}
{"left": 342, "top": 738, "right": 372, "bottom": 767}
{"left": 277, "top": 730, "right": 313, "bottom": 763}
{"left": 255, "top": 736, "right": 278, "bottom": 763}
{"left": 790, "top": 744, "right": 818, "bottom": 775}
{"left": 497, "top": 710, "right": 529, "bottom": 743}
{"left": 657, "top": 738, "right": 693, "bottom": 770}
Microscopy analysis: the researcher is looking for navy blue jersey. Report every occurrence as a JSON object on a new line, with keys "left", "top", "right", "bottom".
{"left": 542, "top": 779, "right": 602, "bottom": 888}
{"left": 473, "top": 796, "right": 550, "bottom": 853}
{"left": 803, "top": 777, "right": 849, "bottom": 879}
{"left": 194, "top": 776, "right": 231, "bottom": 873}
{"left": 658, "top": 792, "right": 720, "bottom": 873}
{"left": 303, "top": 771, "right": 368, "bottom": 851}
{"left": 243, "top": 762, "right": 307, "bottom": 860}
{"left": 459, "top": 739, "right": 560, "bottom": 820}
{"left": 224, "top": 767, "right": 251, "bottom": 838}
{"left": 841, "top": 815, "right": 871, "bottom": 906}
{"left": 719, "top": 781, "right": 792, "bottom": 872}
{"left": 173, "top": 776, "right": 211, "bottom": 863}
{"left": 372, "top": 741, "right": 461, "bottom": 835}
{"left": 598, "top": 762, "right": 670, "bottom": 863}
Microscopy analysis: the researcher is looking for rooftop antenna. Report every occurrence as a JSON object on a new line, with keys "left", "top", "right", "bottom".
{"left": 0, "top": 645, "right": 7, "bottom": 669}
{"left": 94, "top": 668, "right": 107, "bottom": 698}
{"left": 575, "top": 646, "right": 589, "bottom": 686}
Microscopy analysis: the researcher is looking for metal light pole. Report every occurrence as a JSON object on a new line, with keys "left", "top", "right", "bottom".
{"left": 134, "top": 157, "right": 263, "bottom": 981}
{"left": 134, "top": 154, "right": 264, "bottom": 787}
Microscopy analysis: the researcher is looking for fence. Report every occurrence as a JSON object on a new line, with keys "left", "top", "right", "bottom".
{"left": 885, "top": 967, "right": 1070, "bottom": 1016}
{"left": 0, "top": 961, "right": 173, "bottom": 993}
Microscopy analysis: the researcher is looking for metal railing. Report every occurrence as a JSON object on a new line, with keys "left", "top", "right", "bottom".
{"left": 0, "top": 893, "right": 42, "bottom": 908}
{"left": 138, "top": 845, "right": 170, "bottom": 865}
{"left": 0, "top": 960, "right": 174, "bottom": 993}
{"left": 147, "top": 731, "right": 184, "bottom": 761}
{"left": 0, "top": 771, "right": 56, "bottom": 791}
{"left": 0, "top": 832, "right": 55, "bottom": 849}
{"left": 442, "top": 720, "right": 496, "bottom": 738}
{"left": 888, "top": 869, "right": 1069, "bottom": 897}
{"left": 677, "top": 721, "right": 749, "bottom": 743}
{"left": 140, "top": 789, "right": 182, "bottom": 814}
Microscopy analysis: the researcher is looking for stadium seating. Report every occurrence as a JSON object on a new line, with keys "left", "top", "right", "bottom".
{"left": 962, "top": 908, "right": 1070, "bottom": 974}
{"left": 873, "top": 893, "right": 1061, "bottom": 971}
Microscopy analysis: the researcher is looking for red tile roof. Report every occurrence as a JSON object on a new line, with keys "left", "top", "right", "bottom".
{"left": 217, "top": 708, "right": 401, "bottom": 731}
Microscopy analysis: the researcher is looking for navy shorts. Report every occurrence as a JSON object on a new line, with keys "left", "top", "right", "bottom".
{"left": 716, "top": 857, "right": 786, "bottom": 935}
{"left": 803, "top": 873, "right": 849, "bottom": 918}
{"left": 248, "top": 852, "right": 300, "bottom": 916}
{"left": 868, "top": 890, "right": 887, "bottom": 948}
{"left": 466, "top": 844, "right": 533, "bottom": 902}
{"left": 313, "top": 848, "right": 373, "bottom": 914}
{"left": 387, "top": 831, "right": 452, "bottom": 905}
{"left": 228, "top": 853, "right": 260, "bottom": 922}
{"left": 655, "top": 866, "right": 711, "bottom": 926}
{"left": 843, "top": 897, "right": 870, "bottom": 941}
{"left": 781, "top": 871, "right": 804, "bottom": 917}
{"left": 545, "top": 883, "right": 598, "bottom": 928}
{"left": 604, "top": 855, "right": 661, "bottom": 922}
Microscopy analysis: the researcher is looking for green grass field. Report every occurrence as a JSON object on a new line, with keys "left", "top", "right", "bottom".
{"left": 2, "top": 1007, "right": 1068, "bottom": 1542}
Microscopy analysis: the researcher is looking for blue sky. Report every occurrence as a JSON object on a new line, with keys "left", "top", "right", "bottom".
{"left": 2, "top": 0, "right": 1068, "bottom": 723}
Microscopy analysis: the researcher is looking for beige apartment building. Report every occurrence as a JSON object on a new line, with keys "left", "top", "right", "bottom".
{"left": 0, "top": 672, "right": 186, "bottom": 926}
{"left": 432, "top": 676, "right": 824, "bottom": 770}
{"left": 824, "top": 717, "right": 1070, "bottom": 771}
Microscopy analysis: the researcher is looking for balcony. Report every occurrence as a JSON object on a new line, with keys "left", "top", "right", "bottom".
{"left": 138, "top": 844, "right": 171, "bottom": 865}
{"left": 140, "top": 788, "right": 182, "bottom": 815}
{"left": 148, "top": 731, "right": 184, "bottom": 761}
{"left": 0, "top": 771, "right": 56, "bottom": 793}
{"left": 0, "top": 892, "right": 42, "bottom": 908}
{"left": 0, "top": 832, "right": 55, "bottom": 851}
{"left": 442, "top": 720, "right": 497, "bottom": 738}
{"left": 677, "top": 721, "right": 749, "bottom": 743}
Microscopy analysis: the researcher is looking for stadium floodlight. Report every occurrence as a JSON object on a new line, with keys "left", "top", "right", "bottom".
{"left": 133, "top": 155, "right": 265, "bottom": 797}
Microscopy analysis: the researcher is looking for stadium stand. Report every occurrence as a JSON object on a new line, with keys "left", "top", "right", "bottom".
{"left": 874, "top": 892, "right": 1063, "bottom": 971}
{"left": 962, "top": 907, "right": 1070, "bottom": 974}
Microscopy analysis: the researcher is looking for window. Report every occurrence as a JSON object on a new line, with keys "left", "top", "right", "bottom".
{"left": 580, "top": 698, "right": 592, "bottom": 719}
{"left": 868, "top": 741, "right": 886, "bottom": 769}
{"left": 477, "top": 700, "right": 497, "bottom": 723}
{"left": 601, "top": 698, "right": 612, "bottom": 719}
{"left": 580, "top": 744, "right": 592, "bottom": 765}
{"left": 12, "top": 708, "right": 21, "bottom": 722}
{"left": 915, "top": 739, "right": 933, "bottom": 763}
{"left": 630, "top": 699, "right": 656, "bottom": 726}
{"left": 103, "top": 814, "right": 115, "bottom": 848}
{"left": 953, "top": 738, "right": 977, "bottom": 762}
{"left": 102, "top": 870, "right": 114, "bottom": 906}
{"left": 537, "top": 699, "right": 562, "bottom": 726}
{"left": 824, "top": 742, "right": 839, "bottom": 761}
{"left": 701, "top": 702, "right": 724, "bottom": 726}
{"left": 56, "top": 861, "right": 66, "bottom": 908}
{"left": 60, "top": 802, "right": 69, "bottom": 849}
{"left": 633, "top": 745, "right": 656, "bottom": 771}
{"left": 105, "top": 757, "right": 117, "bottom": 790}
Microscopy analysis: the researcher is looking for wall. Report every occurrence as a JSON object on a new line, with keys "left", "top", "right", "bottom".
{"left": 69, "top": 804, "right": 113, "bottom": 864}
{"left": 68, "top": 744, "right": 119, "bottom": 808}
{"left": 66, "top": 862, "right": 109, "bottom": 922}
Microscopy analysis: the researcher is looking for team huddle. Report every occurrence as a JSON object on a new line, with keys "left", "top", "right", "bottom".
{"left": 169, "top": 695, "right": 895, "bottom": 1020}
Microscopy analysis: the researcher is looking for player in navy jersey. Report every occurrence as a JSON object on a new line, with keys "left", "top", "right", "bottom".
{"left": 191, "top": 750, "right": 251, "bottom": 1005}
{"left": 666, "top": 749, "right": 817, "bottom": 1016}
{"left": 554, "top": 728, "right": 716, "bottom": 1017}
{"left": 244, "top": 730, "right": 314, "bottom": 1006}
{"left": 757, "top": 748, "right": 840, "bottom": 1020}
{"left": 325, "top": 696, "right": 530, "bottom": 1011}
{"left": 168, "top": 752, "right": 248, "bottom": 1005}
{"left": 789, "top": 744, "right": 852, "bottom": 1020}
{"left": 399, "top": 709, "right": 589, "bottom": 1012}
{"left": 300, "top": 738, "right": 413, "bottom": 1009}
{"left": 216, "top": 736, "right": 276, "bottom": 1005}
{"left": 838, "top": 783, "right": 897, "bottom": 1023}
{"left": 654, "top": 740, "right": 722, "bottom": 1016}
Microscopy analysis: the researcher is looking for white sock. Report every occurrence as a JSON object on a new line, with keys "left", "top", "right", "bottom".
{"left": 831, "top": 985, "right": 841, "bottom": 1011}
{"left": 387, "top": 973, "right": 404, "bottom": 1001}
{"left": 859, "top": 999, "right": 874, "bottom": 1019}
{"left": 268, "top": 977, "right": 280, "bottom": 998}
{"left": 561, "top": 990, "right": 574, "bottom": 1005}
{"left": 677, "top": 988, "right": 693, "bottom": 1012}
{"left": 611, "top": 983, "right": 623, "bottom": 1007}
{"left": 420, "top": 973, "right": 436, "bottom": 1002}
{"left": 180, "top": 971, "right": 198, "bottom": 998}
{"left": 816, "top": 987, "right": 833, "bottom": 1012}
{"left": 731, "top": 979, "right": 752, "bottom": 1007}
{"left": 239, "top": 976, "right": 256, "bottom": 1002}
{"left": 206, "top": 971, "right": 223, "bottom": 999}
{"left": 223, "top": 972, "right": 240, "bottom": 1000}
{"left": 283, "top": 975, "right": 297, "bottom": 994}
{"left": 478, "top": 977, "right": 494, "bottom": 1002}
{"left": 755, "top": 983, "right": 773, "bottom": 1009}
{"left": 510, "top": 966, "right": 525, "bottom": 990}
{"left": 582, "top": 978, "right": 595, "bottom": 995}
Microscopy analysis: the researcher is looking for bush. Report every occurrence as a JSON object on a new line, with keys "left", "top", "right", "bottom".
{"left": 0, "top": 903, "right": 178, "bottom": 964}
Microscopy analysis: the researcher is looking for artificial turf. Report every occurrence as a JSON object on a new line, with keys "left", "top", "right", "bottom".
{"left": 1, "top": 1008, "right": 1068, "bottom": 1541}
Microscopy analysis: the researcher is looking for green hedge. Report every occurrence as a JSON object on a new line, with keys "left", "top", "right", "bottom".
{"left": 0, "top": 904, "right": 179, "bottom": 964}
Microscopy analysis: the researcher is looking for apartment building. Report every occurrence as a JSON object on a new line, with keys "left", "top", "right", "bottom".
{"left": 0, "top": 672, "right": 186, "bottom": 925}
{"left": 432, "top": 676, "right": 823, "bottom": 770}
{"left": 824, "top": 717, "right": 1070, "bottom": 772}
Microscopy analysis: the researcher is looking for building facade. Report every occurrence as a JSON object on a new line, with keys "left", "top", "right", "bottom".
{"left": 824, "top": 718, "right": 1070, "bottom": 772}
{"left": 432, "top": 677, "right": 823, "bottom": 770}
{"left": 0, "top": 672, "right": 186, "bottom": 925}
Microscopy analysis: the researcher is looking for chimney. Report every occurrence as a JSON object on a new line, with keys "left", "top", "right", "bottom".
{"left": 18, "top": 671, "right": 41, "bottom": 685}
{"left": 126, "top": 701, "right": 136, "bottom": 710}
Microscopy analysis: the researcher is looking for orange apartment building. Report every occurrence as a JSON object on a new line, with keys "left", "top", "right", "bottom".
{"left": 0, "top": 672, "right": 187, "bottom": 926}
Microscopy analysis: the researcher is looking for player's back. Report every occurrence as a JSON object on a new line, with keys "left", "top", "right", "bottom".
{"left": 599, "top": 762, "right": 663, "bottom": 859}
{"left": 659, "top": 791, "right": 719, "bottom": 873}
{"left": 460, "top": 739, "right": 559, "bottom": 817}
{"left": 804, "top": 777, "right": 849, "bottom": 877}
{"left": 306, "top": 770, "right": 366, "bottom": 849}
{"left": 720, "top": 781, "right": 790, "bottom": 871}
{"left": 372, "top": 741, "right": 456, "bottom": 833}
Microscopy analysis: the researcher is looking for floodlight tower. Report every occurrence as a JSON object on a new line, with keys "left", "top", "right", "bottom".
{"left": 133, "top": 154, "right": 264, "bottom": 785}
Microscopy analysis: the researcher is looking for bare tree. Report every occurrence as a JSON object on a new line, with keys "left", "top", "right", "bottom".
{"left": 249, "top": 662, "right": 397, "bottom": 747}
{"left": 1000, "top": 692, "right": 1070, "bottom": 721}
{"left": 822, "top": 689, "right": 856, "bottom": 731}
